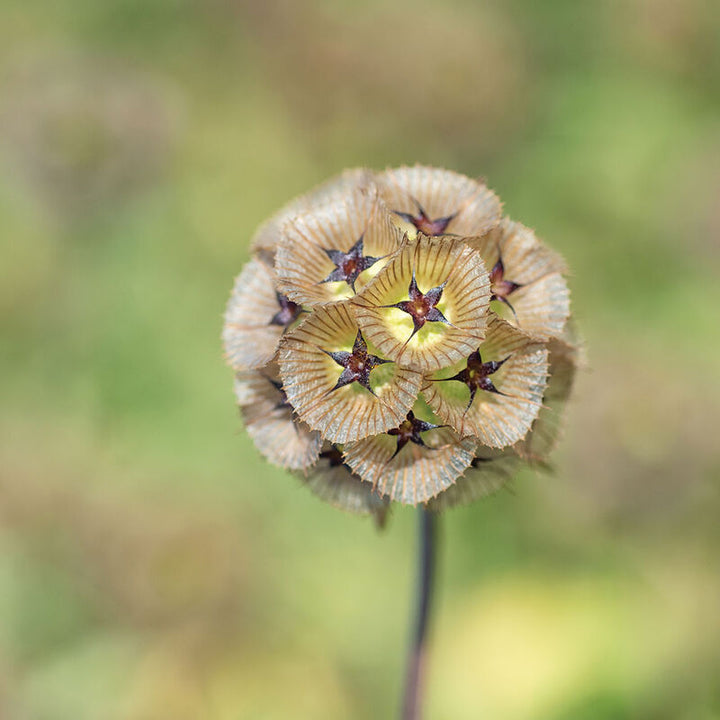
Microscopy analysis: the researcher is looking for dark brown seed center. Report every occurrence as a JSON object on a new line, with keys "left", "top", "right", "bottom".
{"left": 324, "top": 329, "right": 390, "bottom": 395}
{"left": 319, "top": 235, "right": 381, "bottom": 292}
{"left": 382, "top": 271, "right": 451, "bottom": 345}
{"left": 387, "top": 411, "right": 443, "bottom": 459}
{"left": 490, "top": 258, "right": 521, "bottom": 301}
{"left": 394, "top": 206, "right": 455, "bottom": 236}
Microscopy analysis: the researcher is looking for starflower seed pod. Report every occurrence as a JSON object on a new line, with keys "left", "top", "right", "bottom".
{"left": 223, "top": 165, "right": 577, "bottom": 513}
{"left": 342, "top": 403, "right": 478, "bottom": 505}
{"left": 222, "top": 256, "right": 303, "bottom": 371}
{"left": 278, "top": 301, "right": 423, "bottom": 443}
{"left": 276, "top": 186, "right": 405, "bottom": 307}
{"left": 421, "top": 315, "right": 549, "bottom": 447}
{"left": 233, "top": 365, "right": 322, "bottom": 470}
{"left": 467, "top": 218, "right": 570, "bottom": 339}
{"left": 377, "top": 165, "right": 501, "bottom": 240}
{"left": 353, "top": 234, "right": 491, "bottom": 372}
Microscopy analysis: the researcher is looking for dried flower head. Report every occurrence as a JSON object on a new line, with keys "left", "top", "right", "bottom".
{"left": 223, "top": 166, "right": 578, "bottom": 519}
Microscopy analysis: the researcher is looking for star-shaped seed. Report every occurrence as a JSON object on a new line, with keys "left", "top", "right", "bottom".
{"left": 489, "top": 257, "right": 522, "bottom": 318}
{"left": 323, "top": 329, "right": 390, "bottom": 395}
{"left": 383, "top": 270, "right": 451, "bottom": 345}
{"left": 269, "top": 292, "right": 302, "bottom": 327}
{"left": 319, "top": 235, "right": 382, "bottom": 292}
{"left": 387, "top": 410, "right": 443, "bottom": 459}
{"left": 440, "top": 350, "right": 510, "bottom": 410}
{"left": 394, "top": 201, "right": 455, "bottom": 236}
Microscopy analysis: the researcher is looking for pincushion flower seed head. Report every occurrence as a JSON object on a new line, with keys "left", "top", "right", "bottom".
{"left": 223, "top": 166, "right": 577, "bottom": 515}
{"left": 222, "top": 166, "right": 579, "bottom": 719}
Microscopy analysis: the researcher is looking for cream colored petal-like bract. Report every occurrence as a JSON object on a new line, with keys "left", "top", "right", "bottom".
{"left": 468, "top": 218, "right": 570, "bottom": 339}
{"left": 343, "top": 427, "right": 476, "bottom": 505}
{"left": 378, "top": 165, "right": 501, "bottom": 239}
{"left": 223, "top": 257, "right": 292, "bottom": 371}
{"left": 514, "top": 337, "right": 579, "bottom": 464}
{"left": 275, "top": 187, "right": 405, "bottom": 307}
{"left": 353, "top": 235, "right": 491, "bottom": 373}
{"left": 278, "top": 302, "right": 422, "bottom": 443}
{"left": 502, "top": 272, "right": 570, "bottom": 339}
{"left": 234, "top": 368, "right": 323, "bottom": 470}
{"left": 422, "top": 316, "right": 549, "bottom": 447}
{"left": 471, "top": 218, "right": 567, "bottom": 280}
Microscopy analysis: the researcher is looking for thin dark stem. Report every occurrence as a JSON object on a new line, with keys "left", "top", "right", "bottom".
{"left": 401, "top": 507, "right": 437, "bottom": 720}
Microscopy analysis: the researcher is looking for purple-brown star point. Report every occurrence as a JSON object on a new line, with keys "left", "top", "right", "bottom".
{"left": 394, "top": 201, "right": 455, "bottom": 236}
{"left": 382, "top": 270, "right": 451, "bottom": 345}
{"left": 490, "top": 257, "right": 522, "bottom": 318}
{"left": 323, "top": 329, "right": 390, "bottom": 395}
{"left": 387, "top": 410, "right": 443, "bottom": 459}
{"left": 439, "top": 350, "right": 511, "bottom": 410}
{"left": 319, "top": 235, "right": 381, "bottom": 292}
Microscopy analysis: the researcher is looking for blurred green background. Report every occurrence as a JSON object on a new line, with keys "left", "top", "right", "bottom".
{"left": 1, "top": 1, "right": 719, "bottom": 718}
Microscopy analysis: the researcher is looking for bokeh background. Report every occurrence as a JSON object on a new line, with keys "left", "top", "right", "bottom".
{"left": 1, "top": 1, "right": 719, "bottom": 718}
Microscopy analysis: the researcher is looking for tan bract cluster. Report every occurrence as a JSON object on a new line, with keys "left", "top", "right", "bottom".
{"left": 223, "top": 166, "right": 579, "bottom": 522}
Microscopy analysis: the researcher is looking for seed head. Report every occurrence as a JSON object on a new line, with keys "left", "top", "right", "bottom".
{"left": 223, "top": 165, "right": 579, "bottom": 515}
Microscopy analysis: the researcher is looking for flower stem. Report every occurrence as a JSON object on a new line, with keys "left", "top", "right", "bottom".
{"left": 401, "top": 507, "right": 437, "bottom": 720}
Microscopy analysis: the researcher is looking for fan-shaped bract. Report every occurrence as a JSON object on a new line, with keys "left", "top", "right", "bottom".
{"left": 514, "top": 337, "right": 579, "bottom": 465}
{"left": 377, "top": 165, "right": 501, "bottom": 240}
{"left": 278, "top": 301, "right": 423, "bottom": 444}
{"left": 276, "top": 187, "right": 405, "bottom": 307}
{"left": 233, "top": 366, "right": 322, "bottom": 470}
{"left": 343, "top": 411, "right": 477, "bottom": 505}
{"left": 353, "top": 235, "right": 491, "bottom": 373}
{"left": 422, "top": 316, "right": 549, "bottom": 447}
{"left": 223, "top": 257, "right": 302, "bottom": 371}
{"left": 467, "top": 218, "right": 570, "bottom": 339}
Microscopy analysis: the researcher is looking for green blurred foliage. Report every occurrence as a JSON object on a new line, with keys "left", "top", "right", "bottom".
{"left": 1, "top": 0, "right": 719, "bottom": 718}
